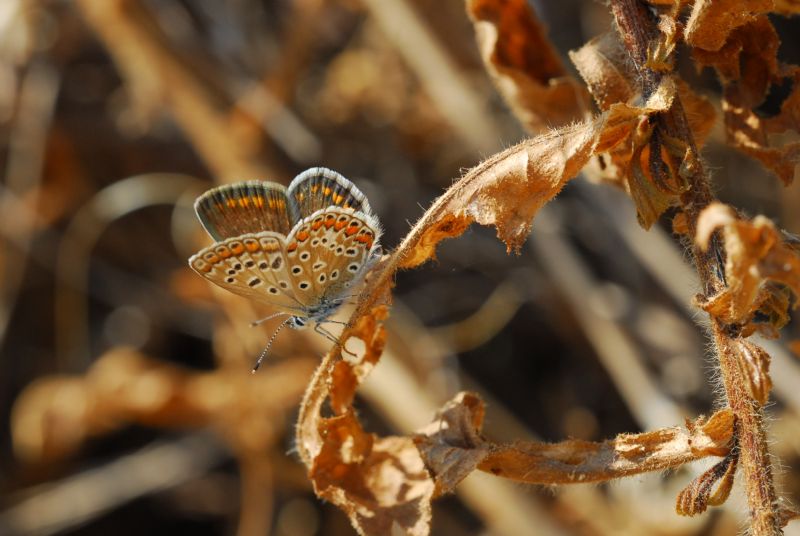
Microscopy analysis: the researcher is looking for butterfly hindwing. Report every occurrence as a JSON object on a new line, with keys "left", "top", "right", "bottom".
{"left": 287, "top": 167, "right": 373, "bottom": 222}
{"left": 195, "top": 181, "right": 292, "bottom": 241}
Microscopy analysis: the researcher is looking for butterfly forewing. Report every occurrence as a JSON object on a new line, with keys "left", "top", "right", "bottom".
{"left": 195, "top": 181, "right": 292, "bottom": 241}
{"left": 189, "top": 233, "right": 305, "bottom": 312}
{"left": 287, "top": 167, "right": 373, "bottom": 222}
{"left": 283, "top": 208, "right": 381, "bottom": 307}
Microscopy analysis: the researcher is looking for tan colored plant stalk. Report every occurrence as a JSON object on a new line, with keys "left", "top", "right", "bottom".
{"left": 610, "top": 0, "right": 782, "bottom": 534}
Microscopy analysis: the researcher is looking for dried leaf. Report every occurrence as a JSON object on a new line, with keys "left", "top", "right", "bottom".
{"left": 11, "top": 348, "right": 314, "bottom": 462}
{"left": 570, "top": 32, "right": 637, "bottom": 111}
{"left": 647, "top": 4, "right": 683, "bottom": 72}
{"left": 696, "top": 203, "right": 800, "bottom": 326}
{"left": 298, "top": 306, "right": 438, "bottom": 536}
{"left": 310, "top": 410, "right": 434, "bottom": 536}
{"left": 692, "top": 17, "right": 800, "bottom": 184}
{"left": 732, "top": 339, "right": 773, "bottom": 405}
{"left": 676, "top": 450, "right": 739, "bottom": 516}
{"left": 397, "top": 100, "right": 660, "bottom": 266}
{"left": 413, "top": 392, "right": 489, "bottom": 495}
{"left": 414, "top": 393, "right": 732, "bottom": 490}
{"left": 467, "top": 0, "right": 589, "bottom": 133}
{"left": 779, "top": 505, "right": 800, "bottom": 527}
{"left": 685, "top": 0, "right": 772, "bottom": 52}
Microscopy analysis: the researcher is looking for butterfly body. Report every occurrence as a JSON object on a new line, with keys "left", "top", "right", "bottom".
{"left": 189, "top": 168, "right": 382, "bottom": 337}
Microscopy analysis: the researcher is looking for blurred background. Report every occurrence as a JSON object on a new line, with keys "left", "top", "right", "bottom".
{"left": 0, "top": 0, "right": 799, "bottom": 535}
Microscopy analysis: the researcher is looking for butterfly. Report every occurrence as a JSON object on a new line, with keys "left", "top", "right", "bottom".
{"left": 188, "top": 167, "right": 382, "bottom": 371}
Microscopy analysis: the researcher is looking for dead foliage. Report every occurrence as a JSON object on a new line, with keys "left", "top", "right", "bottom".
{"left": 4, "top": 0, "right": 800, "bottom": 535}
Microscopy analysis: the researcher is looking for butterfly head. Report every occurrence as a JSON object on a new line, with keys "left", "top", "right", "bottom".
{"left": 287, "top": 316, "right": 308, "bottom": 330}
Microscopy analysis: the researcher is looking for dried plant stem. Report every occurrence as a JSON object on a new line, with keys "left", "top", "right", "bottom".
{"left": 610, "top": 0, "right": 781, "bottom": 534}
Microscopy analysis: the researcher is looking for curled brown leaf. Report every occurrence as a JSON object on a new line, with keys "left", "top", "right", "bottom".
{"left": 413, "top": 392, "right": 489, "bottom": 496}
{"left": 685, "top": 0, "right": 772, "bottom": 52}
{"left": 693, "top": 17, "right": 800, "bottom": 185}
{"left": 413, "top": 392, "right": 733, "bottom": 493}
{"left": 733, "top": 339, "right": 773, "bottom": 405}
{"left": 466, "top": 0, "right": 589, "bottom": 133}
{"left": 310, "top": 410, "right": 434, "bottom": 536}
{"left": 11, "top": 348, "right": 315, "bottom": 462}
{"left": 696, "top": 203, "right": 800, "bottom": 327}
{"left": 676, "top": 449, "right": 739, "bottom": 516}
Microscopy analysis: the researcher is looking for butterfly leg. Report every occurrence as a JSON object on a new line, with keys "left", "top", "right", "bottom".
{"left": 314, "top": 323, "right": 357, "bottom": 357}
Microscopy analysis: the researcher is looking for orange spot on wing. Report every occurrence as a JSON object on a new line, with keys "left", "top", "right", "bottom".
{"left": 335, "top": 221, "right": 347, "bottom": 231}
{"left": 324, "top": 215, "right": 335, "bottom": 228}
{"left": 245, "top": 241, "right": 259, "bottom": 252}
{"left": 333, "top": 194, "right": 343, "bottom": 204}
{"left": 311, "top": 220, "right": 323, "bottom": 230}
{"left": 231, "top": 242, "right": 245, "bottom": 255}
{"left": 239, "top": 197, "right": 250, "bottom": 208}
{"left": 355, "top": 235, "right": 374, "bottom": 248}
{"left": 345, "top": 226, "right": 359, "bottom": 236}
{"left": 218, "top": 249, "right": 232, "bottom": 259}
{"left": 226, "top": 199, "right": 237, "bottom": 208}
{"left": 254, "top": 196, "right": 264, "bottom": 208}
{"left": 296, "top": 231, "right": 310, "bottom": 242}
{"left": 287, "top": 242, "right": 298, "bottom": 253}
{"left": 324, "top": 187, "right": 332, "bottom": 196}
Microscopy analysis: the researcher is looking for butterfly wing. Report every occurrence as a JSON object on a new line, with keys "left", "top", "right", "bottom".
{"left": 287, "top": 168, "right": 373, "bottom": 222}
{"left": 195, "top": 181, "right": 292, "bottom": 241}
{"left": 282, "top": 207, "right": 382, "bottom": 310}
{"left": 188, "top": 232, "right": 307, "bottom": 313}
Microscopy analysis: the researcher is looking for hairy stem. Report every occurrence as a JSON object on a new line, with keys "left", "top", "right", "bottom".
{"left": 609, "top": 0, "right": 781, "bottom": 534}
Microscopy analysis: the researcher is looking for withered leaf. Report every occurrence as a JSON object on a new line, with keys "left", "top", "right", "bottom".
{"left": 572, "top": 32, "right": 715, "bottom": 144}
{"left": 676, "top": 449, "right": 739, "bottom": 516}
{"left": 413, "top": 392, "right": 490, "bottom": 496}
{"left": 466, "top": 0, "right": 589, "bottom": 133}
{"left": 414, "top": 392, "right": 733, "bottom": 490}
{"left": 310, "top": 410, "right": 434, "bottom": 536}
{"left": 732, "top": 339, "right": 773, "bottom": 405}
{"left": 570, "top": 32, "right": 637, "bottom": 111}
{"left": 685, "top": 0, "right": 772, "bottom": 52}
{"left": 11, "top": 348, "right": 314, "bottom": 462}
{"left": 692, "top": 17, "right": 800, "bottom": 185}
{"left": 696, "top": 203, "right": 800, "bottom": 327}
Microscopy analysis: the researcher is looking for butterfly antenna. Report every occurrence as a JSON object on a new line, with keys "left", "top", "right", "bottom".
{"left": 252, "top": 317, "right": 292, "bottom": 373}
{"left": 250, "top": 311, "right": 290, "bottom": 327}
